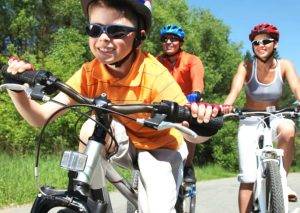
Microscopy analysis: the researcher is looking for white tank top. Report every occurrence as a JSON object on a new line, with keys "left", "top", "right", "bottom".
{"left": 245, "top": 59, "right": 283, "bottom": 102}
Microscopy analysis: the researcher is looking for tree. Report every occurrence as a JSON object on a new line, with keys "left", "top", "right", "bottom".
{"left": 1, "top": 0, "right": 246, "bottom": 170}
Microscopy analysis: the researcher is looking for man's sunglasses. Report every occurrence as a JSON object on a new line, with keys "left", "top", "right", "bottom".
{"left": 252, "top": 38, "right": 275, "bottom": 46}
{"left": 86, "top": 24, "right": 136, "bottom": 39}
{"left": 161, "top": 36, "right": 180, "bottom": 43}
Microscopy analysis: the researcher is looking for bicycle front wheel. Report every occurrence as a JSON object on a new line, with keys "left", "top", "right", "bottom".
{"left": 265, "top": 161, "right": 285, "bottom": 213}
{"left": 175, "top": 183, "right": 196, "bottom": 213}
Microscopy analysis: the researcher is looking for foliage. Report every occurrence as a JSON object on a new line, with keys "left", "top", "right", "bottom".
{"left": 0, "top": 153, "right": 131, "bottom": 207}
{"left": 1, "top": 0, "right": 294, "bottom": 173}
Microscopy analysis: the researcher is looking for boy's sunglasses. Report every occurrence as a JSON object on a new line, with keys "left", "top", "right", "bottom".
{"left": 252, "top": 38, "right": 275, "bottom": 46}
{"left": 161, "top": 36, "right": 180, "bottom": 43}
{"left": 86, "top": 24, "right": 136, "bottom": 39}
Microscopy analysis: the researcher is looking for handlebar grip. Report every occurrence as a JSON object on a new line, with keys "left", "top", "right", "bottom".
{"left": 189, "top": 116, "right": 224, "bottom": 137}
{"left": 165, "top": 103, "right": 223, "bottom": 137}
{"left": 1, "top": 65, "right": 37, "bottom": 85}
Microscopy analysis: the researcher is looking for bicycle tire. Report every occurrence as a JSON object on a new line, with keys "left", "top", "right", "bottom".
{"left": 175, "top": 183, "right": 196, "bottom": 213}
{"left": 189, "top": 195, "right": 196, "bottom": 213}
{"left": 126, "top": 170, "right": 139, "bottom": 213}
{"left": 182, "top": 193, "right": 196, "bottom": 213}
{"left": 31, "top": 198, "right": 83, "bottom": 213}
{"left": 265, "top": 161, "right": 285, "bottom": 213}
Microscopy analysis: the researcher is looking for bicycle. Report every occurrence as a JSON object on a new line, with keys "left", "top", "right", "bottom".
{"left": 223, "top": 106, "right": 300, "bottom": 213}
{"left": 0, "top": 67, "right": 222, "bottom": 213}
{"left": 174, "top": 91, "right": 203, "bottom": 213}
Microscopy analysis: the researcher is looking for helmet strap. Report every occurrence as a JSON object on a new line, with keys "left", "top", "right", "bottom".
{"left": 109, "top": 48, "right": 136, "bottom": 68}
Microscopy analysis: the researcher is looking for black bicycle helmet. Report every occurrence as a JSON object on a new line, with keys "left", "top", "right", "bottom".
{"left": 81, "top": 0, "right": 152, "bottom": 34}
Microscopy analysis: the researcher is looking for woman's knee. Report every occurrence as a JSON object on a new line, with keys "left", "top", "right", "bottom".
{"left": 240, "top": 183, "right": 254, "bottom": 190}
{"left": 277, "top": 120, "right": 295, "bottom": 139}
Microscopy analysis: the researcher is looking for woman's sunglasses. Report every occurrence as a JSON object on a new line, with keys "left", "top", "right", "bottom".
{"left": 252, "top": 38, "right": 275, "bottom": 46}
{"left": 86, "top": 24, "right": 136, "bottom": 39}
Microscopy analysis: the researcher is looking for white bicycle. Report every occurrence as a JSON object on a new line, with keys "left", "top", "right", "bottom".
{"left": 0, "top": 66, "right": 223, "bottom": 213}
{"left": 224, "top": 106, "right": 299, "bottom": 213}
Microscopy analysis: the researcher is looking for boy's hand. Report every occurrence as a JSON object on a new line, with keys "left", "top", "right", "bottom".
{"left": 190, "top": 102, "right": 220, "bottom": 123}
{"left": 7, "top": 57, "right": 34, "bottom": 74}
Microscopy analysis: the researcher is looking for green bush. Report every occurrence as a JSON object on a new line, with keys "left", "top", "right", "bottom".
{"left": 194, "top": 121, "right": 239, "bottom": 171}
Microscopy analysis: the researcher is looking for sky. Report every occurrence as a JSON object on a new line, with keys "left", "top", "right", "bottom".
{"left": 187, "top": 0, "right": 300, "bottom": 74}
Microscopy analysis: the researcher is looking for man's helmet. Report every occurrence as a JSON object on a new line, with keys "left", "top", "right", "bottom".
{"left": 160, "top": 24, "right": 185, "bottom": 41}
{"left": 81, "top": 0, "right": 152, "bottom": 34}
{"left": 249, "top": 23, "right": 279, "bottom": 42}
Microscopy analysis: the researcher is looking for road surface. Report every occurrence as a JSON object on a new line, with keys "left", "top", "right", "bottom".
{"left": 1, "top": 173, "right": 299, "bottom": 212}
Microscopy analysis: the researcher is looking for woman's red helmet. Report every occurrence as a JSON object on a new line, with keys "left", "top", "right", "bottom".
{"left": 249, "top": 23, "right": 279, "bottom": 42}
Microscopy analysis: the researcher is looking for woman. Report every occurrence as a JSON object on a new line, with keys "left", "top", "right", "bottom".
{"left": 223, "top": 23, "right": 299, "bottom": 212}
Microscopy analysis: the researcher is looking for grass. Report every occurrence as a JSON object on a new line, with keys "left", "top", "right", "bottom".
{"left": 0, "top": 153, "right": 132, "bottom": 208}
{"left": 0, "top": 153, "right": 235, "bottom": 208}
{"left": 196, "top": 164, "right": 236, "bottom": 180}
{"left": 0, "top": 154, "right": 67, "bottom": 207}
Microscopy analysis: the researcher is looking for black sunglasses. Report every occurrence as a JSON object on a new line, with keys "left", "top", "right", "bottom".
{"left": 160, "top": 36, "right": 180, "bottom": 43}
{"left": 86, "top": 24, "right": 136, "bottom": 39}
{"left": 252, "top": 38, "right": 275, "bottom": 46}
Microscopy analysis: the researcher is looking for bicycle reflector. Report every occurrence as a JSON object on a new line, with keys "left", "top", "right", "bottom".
{"left": 60, "top": 151, "right": 87, "bottom": 172}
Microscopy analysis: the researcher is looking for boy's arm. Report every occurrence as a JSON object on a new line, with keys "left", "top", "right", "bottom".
{"left": 8, "top": 89, "right": 73, "bottom": 128}
{"left": 5, "top": 59, "right": 75, "bottom": 127}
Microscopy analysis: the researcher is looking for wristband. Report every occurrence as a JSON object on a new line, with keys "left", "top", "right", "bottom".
{"left": 186, "top": 91, "right": 202, "bottom": 103}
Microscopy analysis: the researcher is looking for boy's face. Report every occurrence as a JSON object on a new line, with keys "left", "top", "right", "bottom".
{"left": 88, "top": 5, "right": 136, "bottom": 65}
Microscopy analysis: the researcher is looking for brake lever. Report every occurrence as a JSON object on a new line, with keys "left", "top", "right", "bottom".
{"left": 0, "top": 83, "right": 29, "bottom": 92}
{"left": 0, "top": 83, "right": 51, "bottom": 102}
{"left": 157, "top": 121, "right": 198, "bottom": 138}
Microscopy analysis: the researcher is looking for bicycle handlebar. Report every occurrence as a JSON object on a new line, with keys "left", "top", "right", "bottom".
{"left": 0, "top": 66, "right": 224, "bottom": 137}
{"left": 223, "top": 107, "right": 300, "bottom": 120}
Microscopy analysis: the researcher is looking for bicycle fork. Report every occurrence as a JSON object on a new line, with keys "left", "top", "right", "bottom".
{"left": 254, "top": 148, "right": 288, "bottom": 213}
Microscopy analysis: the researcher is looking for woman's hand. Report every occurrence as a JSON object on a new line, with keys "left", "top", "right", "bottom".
{"left": 221, "top": 104, "right": 234, "bottom": 114}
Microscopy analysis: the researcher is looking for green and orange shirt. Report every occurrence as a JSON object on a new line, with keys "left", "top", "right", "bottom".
{"left": 67, "top": 50, "right": 187, "bottom": 150}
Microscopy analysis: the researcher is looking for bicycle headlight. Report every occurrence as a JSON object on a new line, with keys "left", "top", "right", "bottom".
{"left": 60, "top": 151, "right": 87, "bottom": 172}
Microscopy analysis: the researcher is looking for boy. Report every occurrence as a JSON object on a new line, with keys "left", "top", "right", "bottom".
{"left": 6, "top": 1, "right": 219, "bottom": 212}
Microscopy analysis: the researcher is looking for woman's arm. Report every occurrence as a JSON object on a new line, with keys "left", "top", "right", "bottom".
{"left": 282, "top": 59, "right": 300, "bottom": 100}
{"left": 224, "top": 61, "right": 248, "bottom": 106}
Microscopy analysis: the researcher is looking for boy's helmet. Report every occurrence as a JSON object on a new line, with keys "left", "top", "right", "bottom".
{"left": 81, "top": 0, "right": 152, "bottom": 34}
{"left": 160, "top": 24, "right": 185, "bottom": 41}
{"left": 249, "top": 23, "right": 279, "bottom": 41}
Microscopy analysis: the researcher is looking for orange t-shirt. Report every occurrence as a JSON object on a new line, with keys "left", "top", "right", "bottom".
{"left": 157, "top": 51, "right": 204, "bottom": 95}
{"left": 67, "top": 50, "right": 187, "bottom": 150}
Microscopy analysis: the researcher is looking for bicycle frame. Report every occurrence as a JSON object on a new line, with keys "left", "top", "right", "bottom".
{"left": 31, "top": 95, "right": 140, "bottom": 213}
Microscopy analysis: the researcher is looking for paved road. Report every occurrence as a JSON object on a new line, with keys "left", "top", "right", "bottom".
{"left": 1, "top": 173, "right": 299, "bottom": 213}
